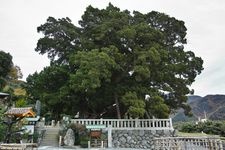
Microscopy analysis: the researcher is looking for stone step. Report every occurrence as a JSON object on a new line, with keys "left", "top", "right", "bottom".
{"left": 40, "top": 127, "right": 60, "bottom": 147}
{"left": 41, "top": 141, "right": 58, "bottom": 144}
{"left": 41, "top": 141, "right": 58, "bottom": 146}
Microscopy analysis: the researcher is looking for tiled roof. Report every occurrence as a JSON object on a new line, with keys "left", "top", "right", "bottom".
{"left": 5, "top": 107, "right": 35, "bottom": 117}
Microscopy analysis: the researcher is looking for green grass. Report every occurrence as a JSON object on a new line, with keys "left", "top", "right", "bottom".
{"left": 177, "top": 131, "right": 208, "bottom": 137}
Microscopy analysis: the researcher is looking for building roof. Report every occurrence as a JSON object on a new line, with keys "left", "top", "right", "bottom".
{"left": 0, "top": 92, "right": 9, "bottom": 98}
{"left": 5, "top": 107, "right": 36, "bottom": 117}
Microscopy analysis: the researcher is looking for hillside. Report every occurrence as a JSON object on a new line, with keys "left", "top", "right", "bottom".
{"left": 190, "top": 95, "right": 225, "bottom": 120}
{"left": 172, "top": 95, "right": 225, "bottom": 122}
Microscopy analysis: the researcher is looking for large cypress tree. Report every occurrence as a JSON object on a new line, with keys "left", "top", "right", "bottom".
{"left": 26, "top": 3, "right": 203, "bottom": 119}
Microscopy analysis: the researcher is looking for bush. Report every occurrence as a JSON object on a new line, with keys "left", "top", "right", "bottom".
{"left": 79, "top": 136, "right": 89, "bottom": 148}
{"left": 59, "top": 123, "right": 88, "bottom": 146}
{"left": 0, "top": 123, "right": 6, "bottom": 141}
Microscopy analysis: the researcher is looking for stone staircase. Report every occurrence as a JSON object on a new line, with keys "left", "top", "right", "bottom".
{"left": 40, "top": 127, "right": 60, "bottom": 147}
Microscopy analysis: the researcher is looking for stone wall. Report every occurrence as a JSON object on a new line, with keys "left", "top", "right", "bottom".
{"left": 112, "top": 129, "right": 174, "bottom": 149}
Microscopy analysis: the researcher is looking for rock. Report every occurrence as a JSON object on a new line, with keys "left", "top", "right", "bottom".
{"left": 139, "top": 130, "right": 145, "bottom": 136}
{"left": 142, "top": 140, "right": 147, "bottom": 145}
{"left": 156, "top": 130, "right": 163, "bottom": 135}
{"left": 151, "top": 130, "right": 156, "bottom": 135}
{"left": 125, "top": 143, "right": 130, "bottom": 148}
{"left": 131, "top": 139, "right": 135, "bottom": 144}
{"left": 135, "top": 144, "right": 139, "bottom": 148}
{"left": 119, "top": 136, "right": 126, "bottom": 144}
{"left": 111, "top": 129, "right": 172, "bottom": 149}
{"left": 64, "top": 128, "right": 75, "bottom": 146}
{"left": 126, "top": 136, "right": 132, "bottom": 142}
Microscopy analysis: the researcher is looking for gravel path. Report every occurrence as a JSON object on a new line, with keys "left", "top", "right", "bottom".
{"left": 38, "top": 146, "right": 146, "bottom": 150}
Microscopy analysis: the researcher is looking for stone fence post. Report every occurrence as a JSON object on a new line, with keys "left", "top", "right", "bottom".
{"left": 108, "top": 125, "right": 112, "bottom": 148}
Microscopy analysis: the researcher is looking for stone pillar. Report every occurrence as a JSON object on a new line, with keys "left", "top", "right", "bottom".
{"left": 108, "top": 125, "right": 112, "bottom": 148}
{"left": 169, "top": 118, "right": 173, "bottom": 129}
{"left": 135, "top": 118, "right": 139, "bottom": 127}
{"left": 56, "top": 121, "right": 60, "bottom": 127}
{"left": 219, "top": 140, "right": 223, "bottom": 149}
{"left": 59, "top": 136, "right": 62, "bottom": 146}
{"left": 101, "top": 141, "right": 104, "bottom": 148}
{"left": 51, "top": 120, "right": 55, "bottom": 126}
{"left": 100, "top": 118, "right": 103, "bottom": 124}
{"left": 88, "top": 141, "right": 91, "bottom": 148}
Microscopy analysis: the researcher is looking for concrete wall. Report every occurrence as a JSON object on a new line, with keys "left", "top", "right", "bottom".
{"left": 111, "top": 129, "right": 174, "bottom": 149}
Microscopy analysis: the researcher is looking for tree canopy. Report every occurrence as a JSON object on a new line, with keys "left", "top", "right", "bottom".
{"left": 0, "top": 50, "right": 25, "bottom": 142}
{"left": 26, "top": 3, "right": 203, "bottom": 119}
{"left": 0, "top": 50, "right": 25, "bottom": 105}
{"left": 0, "top": 51, "right": 13, "bottom": 90}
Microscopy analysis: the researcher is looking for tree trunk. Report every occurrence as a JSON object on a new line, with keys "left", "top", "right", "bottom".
{"left": 114, "top": 92, "right": 121, "bottom": 119}
{"left": 4, "top": 123, "right": 12, "bottom": 143}
{"left": 145, "top": 111, "right": 151, "bottom": 119}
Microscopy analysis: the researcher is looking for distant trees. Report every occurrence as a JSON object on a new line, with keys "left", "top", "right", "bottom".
{"left": 0, "top": 50, "right": 25, "bottom": 142}
{"left": 26, "top": 3, "right": 203, "bottom": 120}
{"left": 0, "top": 50, "right": 23, "bottom": 91}
{"left": 0, "top": 51, "right": 13, "bottom": 90}
{"left": 0, "top": 50, "right": 25, "bottom": 104}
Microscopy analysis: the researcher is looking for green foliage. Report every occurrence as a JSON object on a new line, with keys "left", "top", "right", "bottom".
{"left": 69, "top": 49, "right": 117, "bottom": 92}
{"left": 177, "top": 121, "right": 225, "bottom": 137}
{"left": 0, "top": 51, "right": 13, "bottom": 90}
{"left": 146, "top": 96, "right": 170, "bottom": 118}
{"left": 79, "top": 136, "right": 89, "bottom": 148}
{"left": 0, "top": 50, "right": 26, "bottom": 110}
{"left": 0, "top": 105, "right": 7, "bottom": 141}
{"left": 25, "top": 65, "right": 70, "bottom": 120}
{"left": 15, "top": 98, "right": 27, "bottom": 107}
{"left": 26, "top": 3, "right": 203, "bottom": 119}
{"left": 0, "top": 51, "right": 13, "bottom": 78}
{"left": 0, "top": 123, "right": 6, "bottom": 141}
{"left": 177, "top": 122, "right": 197, "bottom": 133}
{"left": 32, "top": 130, "right": 40, "bottom": 143}
{"left": 121, "top": 92, "right": 145, "bottom": 118}
{"left": 59, "top": 123, "right": 88, "bottom": 146}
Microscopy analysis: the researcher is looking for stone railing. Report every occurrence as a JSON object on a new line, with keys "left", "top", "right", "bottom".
{"left": 70, "top": 118, "right": 173, "bottom": 130}
{"left": 0, "top": 143, "right": 38, "bottom": 150}
{"left": 154, "top": 136, "right": 224, "bottom": 150}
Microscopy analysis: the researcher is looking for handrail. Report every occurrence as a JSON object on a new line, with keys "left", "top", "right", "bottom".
{"left": 154, "top": 136, "right": 224, "bottom": 149}
{"left": 0, "top": 143, "right": 38, "bottom": 150}
{"left": 70, "top": 118, "right": 173, "bottom": 130}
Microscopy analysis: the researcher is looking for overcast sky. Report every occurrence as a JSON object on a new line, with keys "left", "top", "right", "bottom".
{"left": 1, "top": 0, "right": 225, "bottom": 96}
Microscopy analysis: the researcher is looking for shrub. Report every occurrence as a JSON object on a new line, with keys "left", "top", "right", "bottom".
{"left": 0, "top": 123, "right": 6, "bottom": 141}
{"left": 59, "top": 123, "right": 88, "bottom": 146}
{"left": 79, "top": 135, "right": 89, "bottom": 148}
{"left": 178, "top": 120, "right": 225, "bottom": 137}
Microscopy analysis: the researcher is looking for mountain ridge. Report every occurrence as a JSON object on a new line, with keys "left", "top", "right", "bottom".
{"left": 172, "top": 94, "right": 225, "bottom": 122}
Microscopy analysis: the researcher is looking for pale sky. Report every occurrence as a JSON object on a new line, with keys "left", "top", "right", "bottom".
{"left": 0, "top": 0, "right": 225, "bottom": 96}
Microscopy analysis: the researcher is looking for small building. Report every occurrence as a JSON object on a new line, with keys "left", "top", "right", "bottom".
{"left": 0, "top": 92, "right": 10, "bottom": 105}
{"left": 23, "top": 116, "right": 40, "bottom": 135}
{"left": 4, "top": 107, "right": 38, "bottom": 138}
{"left": 0, "top": 92, "right": 9, "bottom": 98}
{"left": 5, "top": 107, "right": 36, "bottom": 118}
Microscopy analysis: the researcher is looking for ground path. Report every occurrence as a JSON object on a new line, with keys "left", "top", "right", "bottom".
{"left": 38, "top": 146, "right": 146, "bottom": 150}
